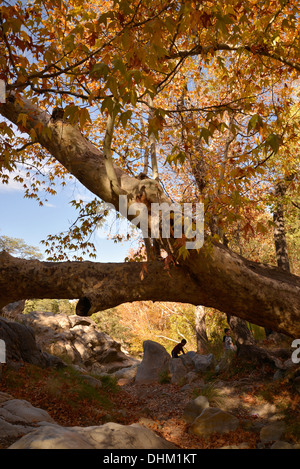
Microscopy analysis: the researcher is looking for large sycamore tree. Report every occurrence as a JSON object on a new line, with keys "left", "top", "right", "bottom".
{"left": 0, "top": 0, "right": 299, "bottom": 337}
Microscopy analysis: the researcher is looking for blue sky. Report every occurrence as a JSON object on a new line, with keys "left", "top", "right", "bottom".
{"left": 0, "top": 174, "right": 136, "bottom": 263}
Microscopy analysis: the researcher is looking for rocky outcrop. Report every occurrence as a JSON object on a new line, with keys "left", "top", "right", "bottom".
{"left": 260, "top": 421, "right": 286, "bottom": 444}
{"left": 9, "top": 421, "right": 177, "bottom": 450}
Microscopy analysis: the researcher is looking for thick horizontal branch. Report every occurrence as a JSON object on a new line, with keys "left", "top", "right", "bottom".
{"left": 0, "top": 252, "right": 202, "bottom": 315}
{"left": 1, "top": 248, "right": 299, "bottom": 338}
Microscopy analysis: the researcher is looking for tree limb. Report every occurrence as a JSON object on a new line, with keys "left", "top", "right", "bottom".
{"left": 1, "top": 241, "right": 300, "bottom": 337}
{"left": 148, "top": 97, "right": 159, "bottom": 180}
{"left": 103, "top": 105, "right": 126, "bottom": 197}
{"left": 166, "top": 43, "right": 300, "bottom": 73}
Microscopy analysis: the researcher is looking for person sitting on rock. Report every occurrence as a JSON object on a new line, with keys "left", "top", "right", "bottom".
{"left": 171, "top": 339, "right": 187, "bottom": 358}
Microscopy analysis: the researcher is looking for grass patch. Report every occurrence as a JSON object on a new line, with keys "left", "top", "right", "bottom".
{"left": 0, "top": 363, "right": 120, "bottom": 426}
{"left": 98, "top": 373, "right": 119, "bottom": 393}
{"left": 158, "top": 369, "right": 171, "bottom": 384}
{"left": 192, "top": 382, "right": 225, "bottom": 408}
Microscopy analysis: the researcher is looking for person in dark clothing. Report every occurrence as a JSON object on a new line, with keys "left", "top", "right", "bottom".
{"left": 222, "top": 328, "right": 236, "bottom": 352}
{"left": 171, "top": 339, "right": 187, "bottom": 358}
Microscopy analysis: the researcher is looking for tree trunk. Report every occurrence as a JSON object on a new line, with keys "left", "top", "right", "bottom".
{"left": 0, "top": 94, "right": 300, "bottom": 338}
{"left": 194, "top": 306, "right": 209, "bottom": 353}
{"left": 273, "top": 181, "right": 291, "bottom": 271}
{"left": 266, "top": 179, "right": 292, "bottom": 338}
{"left": 226, "top": 315, "right": 255, "bottom": 347}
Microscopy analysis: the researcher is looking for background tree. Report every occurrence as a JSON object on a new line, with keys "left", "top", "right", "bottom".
{"left": 0, "top": 235, "right": 42, "bottom": 260}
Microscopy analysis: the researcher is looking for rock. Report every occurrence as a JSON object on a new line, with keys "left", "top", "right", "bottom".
{"left": 0, "top": 418, "right": 30, "bottom": 441}
{"left": 9, "top": 422, "right": 177, "bottom": 449}
{"left": 0, "top": 317, "right": 64, "bottom": 369}
{"left": 79, "top": 374, "right": 102, "bottom": 389}
{"left": 186, "top": 371, "right": 202, "bottom": 384}
{"left": 135, "top": 340, "right": 170, "bottom": 384}
{"left": 180, "top": 352, "right": 197, "bottom": 369}
{"left": 114, "top": 364, "right": 139, "bottom": 381}
{"left": 0, "top": 399, "right": 55, "bottom": 425}
{"left": 183, "top": 396, "right": 210, "bottom": 423}
{"left": 190, "top": 353, "right": 215, "bottom": 372}
{"left": 17, "top": 311, "right": 139, "bottom": 374}
{"left": 169, "top": 358, "right": 188, "bottom": 384}
{"left": 0, "top": 301, "right": 25, "bottom": 319}
{"left": 190, "top": 407, "right": 240, "bottom": 436}
{"left": 135, "top": 341, "right": 218, "bottom": 385}
{"left": 270, "top": 441, "right": 295, "bottom": 449}
{"left": 0, "top": 395, "right": 56, "bottom": 442}
{"left": 260, "top": 421, "right": 286, "bottom": 443}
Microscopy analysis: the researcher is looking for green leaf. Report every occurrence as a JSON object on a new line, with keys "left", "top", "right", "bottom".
{"left": 101, "top": 97, "right": 115, "bottom": 115}
{"left": 17, "top": 113, "right": 28, "bottom": 127}
{"left": 247, "top": 114, "right": 264, "bottom": 134}
{"left": 200, "top": 128, "right": 211, "bottom": 144}
{"left": 119, "top": 110, "right": 132, "bottom": 129}
{"left": 166, "top": 149, "right": 186, "bottom": 166}
{"left": 63, "top": 105, "right": 79, "bottom": 124}
{"left": 265, "top": 133, "right": 282, "bottom": 153}
{"left": 113, "top": 58, "right": 127, "bottom": 77}
{"left": 90, "top": 62, "right": 110, "bottom": 79}
{"left": 79, "top": 108, "right": 92, "bottom": 128}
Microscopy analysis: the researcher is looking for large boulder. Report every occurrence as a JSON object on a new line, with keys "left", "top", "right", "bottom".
{"left": 114, "top": 364, "right": 139, "bottom": 383}
{"left": 0, "top": 317, "right": 63, "bottom": 369}
{"left": 179, "top": 351, "right": 197, "bottom": 369}
{"left": 135, "top": 340, "right": 170, "bottom": 384}
{"left": 0, "top": 392, "right": 56, "bottom": 444}
{"left": 0, "top": 398, "right": 55, "bottom": 426}
{"left": 9, "top": 422, "right": 177, "bottom": 449}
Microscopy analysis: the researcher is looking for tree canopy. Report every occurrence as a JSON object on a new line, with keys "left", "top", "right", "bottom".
{"left": 0, "top": 0, "right": 299, "bottom": 337}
